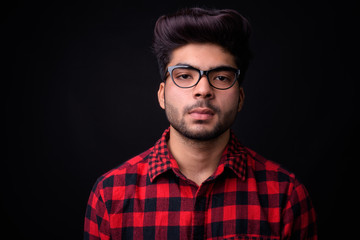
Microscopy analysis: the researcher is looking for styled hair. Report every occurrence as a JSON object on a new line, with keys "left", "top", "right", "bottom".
{"left": 152, "top": 7, "right": 252, "bottom": 84}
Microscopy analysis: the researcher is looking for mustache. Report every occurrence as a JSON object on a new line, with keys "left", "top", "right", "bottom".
{"left": 183, "top": 101, "right": 220, "bottom": 114}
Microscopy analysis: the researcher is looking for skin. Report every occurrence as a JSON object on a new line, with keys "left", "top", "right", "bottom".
{"left": 157, "top": 43, "right": 245, "bottom": 186}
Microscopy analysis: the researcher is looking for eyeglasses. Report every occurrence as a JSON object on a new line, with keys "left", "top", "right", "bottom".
{"left": 167, "top": 65, "right": 241, "bottom": 90}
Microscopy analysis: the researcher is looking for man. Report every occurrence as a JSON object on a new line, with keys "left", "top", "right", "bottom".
{"left": 84, "top": 8, "right": 317, "bottom": 240}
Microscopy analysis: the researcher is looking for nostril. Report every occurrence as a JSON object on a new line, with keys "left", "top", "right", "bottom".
{"left": 194, "top": 92, "right": 213, "bottom": 99}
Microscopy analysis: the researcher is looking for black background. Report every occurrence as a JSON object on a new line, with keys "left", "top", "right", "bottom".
{"left": 4, "top": 0, "right": 357, "bottom": 239}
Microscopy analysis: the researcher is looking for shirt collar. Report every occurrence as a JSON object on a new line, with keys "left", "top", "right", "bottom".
{"left": 218, "top": 130, "right": 248, "bottom": 181}
{"left": 148, "top": 128, "right": 247, "bottom": 182}
{"left": 147, "top": 128, "right": 173, "bottom": 182}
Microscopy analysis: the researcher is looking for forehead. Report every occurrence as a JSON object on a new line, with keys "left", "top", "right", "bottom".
{"left": 168, "top": 43, "right": 237, "bottom": 70}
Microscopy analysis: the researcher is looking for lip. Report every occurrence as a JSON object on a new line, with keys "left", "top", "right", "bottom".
{"left": 188, "top": 108, "right": 215, "bottom": 120}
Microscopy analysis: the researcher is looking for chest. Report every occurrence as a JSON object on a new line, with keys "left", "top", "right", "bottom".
{"left": 107, "top": 174, "right": 287, "bottom": 239}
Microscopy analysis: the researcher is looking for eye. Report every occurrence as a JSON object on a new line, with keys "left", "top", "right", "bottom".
{"left": 214, "top": 75, "right": 230, "bottom": 81}
{"left": 209, "top": 69, "right": 237, "bottom": 89}
{"left": 212, "top": 73, "right": 233, "bottom": 83}
{"left": 172, "top": 68, "right": 197, "bottom": 81}
{"left": 176, "top": 74, "right": 193, "bottom": 80}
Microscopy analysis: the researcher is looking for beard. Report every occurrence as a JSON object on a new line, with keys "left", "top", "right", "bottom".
{"left": 164, "top": 100, "right": 237, "bottom": 141}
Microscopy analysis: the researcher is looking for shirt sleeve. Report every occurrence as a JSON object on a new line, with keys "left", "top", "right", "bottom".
{"left": 84, "top": 179, "right": 111, "bottom": 240}
{"left": 281, "top": 179, "right": 318, "bottom": 239}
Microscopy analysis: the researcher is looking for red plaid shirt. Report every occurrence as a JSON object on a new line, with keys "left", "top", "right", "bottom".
{"left": 84, "top": 128, "right": 317, "bottom": 240}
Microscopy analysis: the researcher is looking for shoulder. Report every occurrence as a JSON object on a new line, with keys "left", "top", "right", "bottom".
{"left": 242, "top": 149, "right": 318, "bottom": 236}
{"left": 244, "top": 146, "right": 300, "bottom": 187}
{"left": 243, "top": 146, "right": 314, "bottom": 210}
{"left": 91, "top": 147, "right": 153, "bottom": 195}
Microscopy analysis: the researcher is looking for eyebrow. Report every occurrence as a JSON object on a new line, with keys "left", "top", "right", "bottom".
{"left": 174, "top": 63, "right": 238, "bottom": 70}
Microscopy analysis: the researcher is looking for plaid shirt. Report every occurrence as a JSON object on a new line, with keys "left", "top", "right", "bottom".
{"left": 84, "top": 128, "right": 317, "bottom": 240}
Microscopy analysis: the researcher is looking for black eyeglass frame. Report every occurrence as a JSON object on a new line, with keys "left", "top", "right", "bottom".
{"left": 166, "top": 65, "right": 241, "bottom": 90}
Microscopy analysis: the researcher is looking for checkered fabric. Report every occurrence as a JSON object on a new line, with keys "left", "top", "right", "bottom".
{"left": 84, "top": 128, "right": 317, "bottom": 239}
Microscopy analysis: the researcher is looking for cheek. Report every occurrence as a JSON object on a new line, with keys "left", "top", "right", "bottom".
{"left": 219, "top": 91, "right": 240, "bottom": 111}
{"left": 165, "top": 86, "right": 189, "bottom": 108}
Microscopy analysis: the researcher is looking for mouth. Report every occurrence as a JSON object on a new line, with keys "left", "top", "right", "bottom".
{"left": 188, "top": 107, "right": 215, "bottom": 121}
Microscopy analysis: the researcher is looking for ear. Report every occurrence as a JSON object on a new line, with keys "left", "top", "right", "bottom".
{"left": 157, "top": 82, "right": 166, "bottom": 110}
{"left": 237, "top": 87, "right": 245, "bottom": 112}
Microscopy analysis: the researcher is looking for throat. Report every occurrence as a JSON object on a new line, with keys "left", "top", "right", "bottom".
{"left": 168, "top": 126, "right": 230, "bottom": 186}
{"left": 179, "top": 162, "right": 219, "bottom": 186}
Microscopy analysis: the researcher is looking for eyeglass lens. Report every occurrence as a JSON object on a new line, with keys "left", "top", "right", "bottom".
{"left": 171, "top": 67, "right": 237, "bottom": 89}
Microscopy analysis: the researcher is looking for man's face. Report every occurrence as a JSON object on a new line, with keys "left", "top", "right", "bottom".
{"left": 158, "top": 43, "right": 245, "bottom": 141}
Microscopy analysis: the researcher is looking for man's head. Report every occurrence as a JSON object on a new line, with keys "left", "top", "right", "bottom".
{"left": 152, "top": 7, "right": 252, "bottom": 83}
{"left": 153, "top": 8, "right": 252, "bottom": 141}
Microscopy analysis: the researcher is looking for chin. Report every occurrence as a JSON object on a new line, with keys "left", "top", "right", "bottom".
{"left": 177, "top": 124, "right": 227, "bottom": 141}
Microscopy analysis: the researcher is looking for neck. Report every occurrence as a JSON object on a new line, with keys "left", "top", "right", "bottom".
{"left": 167, "top": 126, "right": 230, "bottom": 186}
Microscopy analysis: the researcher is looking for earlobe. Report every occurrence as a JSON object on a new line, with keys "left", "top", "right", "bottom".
{"left": 237, "top": 87, "right": 245, "bottom": 112}
{"left": 157, "top": 82, "right": 166, "bottom": 110}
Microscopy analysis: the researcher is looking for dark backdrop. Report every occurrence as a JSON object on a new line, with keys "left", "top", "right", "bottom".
{"left": 4, "top": 0, "right": 357, "bottom": 239}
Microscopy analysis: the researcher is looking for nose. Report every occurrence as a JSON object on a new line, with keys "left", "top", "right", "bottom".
{"left": 193, "top": 75, "right": 214, "bottom": 99}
